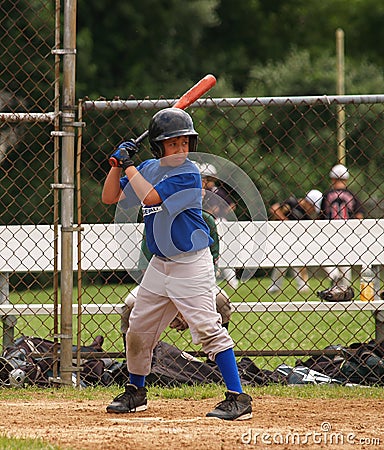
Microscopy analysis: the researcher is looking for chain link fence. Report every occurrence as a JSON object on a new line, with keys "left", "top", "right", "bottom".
{"left": 2, "top": 1, "right": 384, "bottom": 387}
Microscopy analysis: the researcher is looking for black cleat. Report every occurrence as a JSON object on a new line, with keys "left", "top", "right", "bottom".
{"left": 206, "top": 391, "right": 252, "bottom": 421}
{"left": 106, "top": 384, "right": 147, "bottom": 413}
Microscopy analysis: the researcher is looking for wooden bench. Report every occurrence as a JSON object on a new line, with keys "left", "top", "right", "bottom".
{"left": 1, "top": 219, "right": 384, "bottom": 353}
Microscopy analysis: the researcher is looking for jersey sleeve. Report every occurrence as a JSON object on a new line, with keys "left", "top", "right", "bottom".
{"left": 155, "top": 173, "right": 202, "bottom": 216}
{"left": 118, "top": 162, "right": 151, "bottom": 208}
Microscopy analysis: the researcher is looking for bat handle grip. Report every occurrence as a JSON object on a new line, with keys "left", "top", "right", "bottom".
{"left": 134, "top": 130, "right": 149, "bottom": 145}
{"left": 109, "top": 133, "right": 145, "bottom": 167}
{"left": 108, "top": 156, "right": 119, "bottom": 167}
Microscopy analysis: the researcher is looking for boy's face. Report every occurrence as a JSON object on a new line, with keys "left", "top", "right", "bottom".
{"left": 161, "top": 136, "right": 189, "bottom": 166}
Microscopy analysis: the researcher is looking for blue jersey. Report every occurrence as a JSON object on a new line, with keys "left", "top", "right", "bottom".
{"left": 119, "top": 158, "right": 213, "bottom": 258}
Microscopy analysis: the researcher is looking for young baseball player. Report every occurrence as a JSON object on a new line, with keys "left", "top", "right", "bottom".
{"left": 120, "top": 184, "right": 233, "bottom": 342}
{"left": 102, "top": 108, "right": 252, "bottom": 421}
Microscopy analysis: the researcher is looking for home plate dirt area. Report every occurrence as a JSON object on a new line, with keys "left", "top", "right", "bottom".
{"left": 1, "top": 394, "right": 384, "bottom": 449}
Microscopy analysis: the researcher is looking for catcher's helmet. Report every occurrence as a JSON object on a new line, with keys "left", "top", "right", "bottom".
{"left": 148, "top": 108, "right": 198, "bottom": 158}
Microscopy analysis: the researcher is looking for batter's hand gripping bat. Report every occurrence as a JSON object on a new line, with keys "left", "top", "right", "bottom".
{"left": 109, "top": 74, "right": 216, "bottom": 167}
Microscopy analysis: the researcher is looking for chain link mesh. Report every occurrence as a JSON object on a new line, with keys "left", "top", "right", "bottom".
{"left": 79, "top": 97, "right": 384, "bottom": 375}
{"left": 1, "top": 1, "right": 384, "bottom": 387}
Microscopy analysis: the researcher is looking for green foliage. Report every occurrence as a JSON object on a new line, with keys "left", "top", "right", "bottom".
{"left": 4, "top": 0, "right": 384, "bottom": 102}
{"left": 3, "top": 0, "right": 384, "bottom": 222}
{"left": 76, "top": 0, "right": 219, "bottom": 99}
{"left": 0, "top": 0, "right": 55, "bottom": 111}
{"left": 240, "top": 48, "right": 384, "bottom": 207}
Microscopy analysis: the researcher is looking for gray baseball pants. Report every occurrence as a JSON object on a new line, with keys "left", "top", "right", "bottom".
{"left": 126, "top": 247, "right": 234, "bottom": 375}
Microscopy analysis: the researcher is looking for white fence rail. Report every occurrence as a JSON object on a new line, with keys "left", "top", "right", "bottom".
{"left": 1, "top": 220, "right": 384, "bottom": 348}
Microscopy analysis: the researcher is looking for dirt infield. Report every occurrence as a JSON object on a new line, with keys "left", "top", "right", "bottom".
{"left": 1, "top": 394, "right": 384, "bottom": 450}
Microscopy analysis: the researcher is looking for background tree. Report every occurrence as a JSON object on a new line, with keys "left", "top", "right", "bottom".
{"left": 242, "top": 48, "right": 384, "bottom": 213}
{"left": 76, "top": 0, "right": 219, "bottom": 99}
{"left": 2, "top": 0, "right": 384, "bottom": 223}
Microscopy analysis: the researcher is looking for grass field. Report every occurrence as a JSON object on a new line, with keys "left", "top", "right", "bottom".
{"left": 0, "top": 436, "right": 63, "bottom": 450}
{"left": 4, "top": 274, "right": 375, "bottom": 371}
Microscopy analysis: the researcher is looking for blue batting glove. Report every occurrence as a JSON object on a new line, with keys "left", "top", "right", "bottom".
{"left": 117, "top": 139, "right": 139, "bottom": 158}
{"left": 108, "top": 139, "right": 139, "bottom": 169}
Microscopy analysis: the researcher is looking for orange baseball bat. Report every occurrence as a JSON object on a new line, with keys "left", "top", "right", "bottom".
{"left": 109, "top": 74, "right": 216, "bottom": 166}
{"left": 171, "top": 73, "right": 217, "bottom": 110}
{"left": 135, "top": 74, "right": 216, "bottom": 144}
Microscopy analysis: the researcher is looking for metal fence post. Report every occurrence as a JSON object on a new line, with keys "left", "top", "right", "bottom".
{"left": 59, "top": 0, "right": 78, "bottom": 386}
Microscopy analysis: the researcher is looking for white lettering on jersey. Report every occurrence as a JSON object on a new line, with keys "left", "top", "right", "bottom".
{"left": 142, "top": 205, "right": 162, "bottom": 216}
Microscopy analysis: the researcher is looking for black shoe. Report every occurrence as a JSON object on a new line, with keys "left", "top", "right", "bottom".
{"left": 206, "top": 391, "right": 252, "bottom": 421}
{"left": 106, "top": 384, "right": 147, "bottom": 413}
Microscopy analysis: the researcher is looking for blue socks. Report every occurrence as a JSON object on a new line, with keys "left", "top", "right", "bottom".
{"left": 129, "top": 350, "right": 242, "bottom": 393}
{"left": 215, "top": 348, "right": 243, "bottom": 393}
{"left": 129, "top": 373, "right": 146, "bottom": 388}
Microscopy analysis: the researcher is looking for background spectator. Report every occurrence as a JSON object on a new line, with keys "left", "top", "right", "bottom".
{"left": 268, "top": 189, "right": 323, "bottom": 294}
{"left": 318, "top": 164, "right": 364, "bottom": 288}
